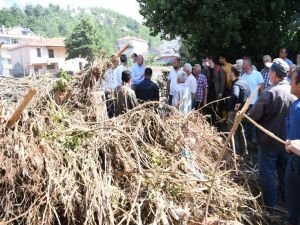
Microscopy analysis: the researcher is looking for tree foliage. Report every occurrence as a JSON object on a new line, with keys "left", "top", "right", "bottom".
{"left": 0, "top": 4, "right": 161, "bottom": 58}
{"left": 138, "top": 0, "right": 300, "bottom": 64}
{"left": 65, "top": 17, "right": 103, "bottom": 64}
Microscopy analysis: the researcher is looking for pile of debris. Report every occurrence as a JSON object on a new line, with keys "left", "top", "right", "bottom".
{"left": 0, "top": 58, "right": 285, "bottom": 225}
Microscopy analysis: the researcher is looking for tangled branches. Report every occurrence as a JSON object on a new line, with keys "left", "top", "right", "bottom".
{"left": 0, "top": 62, "right": 285, "bottom": 225}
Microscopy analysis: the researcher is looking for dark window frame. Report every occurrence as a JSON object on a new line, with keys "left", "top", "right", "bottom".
{"left": 46, "top": 64, "right": 55, "bottom": 70}
{"left": 48, "top": 49, "right": 54, "bottom": 58}
{"left": 37, "top": 48, "right": 41, "bottom": 57}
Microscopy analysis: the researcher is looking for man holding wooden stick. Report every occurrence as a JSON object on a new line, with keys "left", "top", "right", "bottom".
{"left": 285, "top": 67, "right": 300, "bottom": 225}
{"left": 248, "top": 58, "right": 296, "bottom": 208}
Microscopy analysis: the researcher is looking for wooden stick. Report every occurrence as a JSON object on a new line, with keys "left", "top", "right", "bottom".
{"left": 203, "top": 86, "right": 259, "bottom": 224}
{"left": 199, "top": 96, "right": 230, "bottom": 111}
{"left": 244, "top": 114, "right": 286, "bottom": 145}
{"left": 116, "top": 44, "right": 129, "bottom": 57}
{"left": 7, "top": 88, "right": 37, "bottom": 128}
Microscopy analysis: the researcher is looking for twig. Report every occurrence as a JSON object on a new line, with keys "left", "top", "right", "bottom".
{"left": 203, "top": 86, "right": 259, "bottom": 224}
{"left": 199, "top": 96, "right": 230, "bottom": 111}
{"left": 244, "top": 114, "right": 286, "bottom": 145}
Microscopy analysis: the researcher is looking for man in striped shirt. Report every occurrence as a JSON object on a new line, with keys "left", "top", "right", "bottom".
{"left": 261, "top": 55, "right": 272, "bottom": 89}
{"left": 193, "top": 64, "right": 208, "bottom": 109}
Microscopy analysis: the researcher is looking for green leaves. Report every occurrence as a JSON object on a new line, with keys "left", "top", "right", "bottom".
{"left": 138, "top": 0, "right": 300, "bottom": 64}
{"left": 65, "top": 17, "right": 103, "bottom": 64}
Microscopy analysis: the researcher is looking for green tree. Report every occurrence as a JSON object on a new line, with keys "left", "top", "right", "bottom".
{"left": 65, "top": 17, "right": 103, "bottom": 64}
{"left": 137, "top": 0, "right": 300, "bottom": 64}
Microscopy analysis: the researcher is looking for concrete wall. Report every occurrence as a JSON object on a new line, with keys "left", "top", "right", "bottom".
{"left": 10, "top": 46, "right": 86, "bottom": 76}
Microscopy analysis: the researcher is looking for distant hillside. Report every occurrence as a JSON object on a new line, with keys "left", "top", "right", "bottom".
{"left": 0, "top": 4, "right": 161, "bottom": 55}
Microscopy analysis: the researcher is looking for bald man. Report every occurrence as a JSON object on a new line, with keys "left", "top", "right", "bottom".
{"left": 131, "top": 54, "right": 145, "bottom": 90}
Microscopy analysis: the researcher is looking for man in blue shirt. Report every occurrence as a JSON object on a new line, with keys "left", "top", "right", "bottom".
{"left": 131, "top": 54, "right": 145, "bottom": 90}
{"left": 285, "top": 67, "right": 300, "bottom": 225}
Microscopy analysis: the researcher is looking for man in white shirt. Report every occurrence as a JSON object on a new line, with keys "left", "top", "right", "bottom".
{"left": 183, "top": 63, "right": 197, "bottom": 107}
{"left": 114, "top": 54, "right": 127, "bottom": 87}
{"left": 131, "top": 54, "right": 145, "bottom": 90}
{"left": 241, "top": 57, "right": 264, "bottom": 147}
{"left": 167, "top": 57, "right": 182, "bottom": 105}
{"left": 172, "top": 71, "right": 192, "bottom": 113}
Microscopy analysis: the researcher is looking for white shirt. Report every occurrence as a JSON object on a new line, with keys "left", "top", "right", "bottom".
{"left": 172, "top": 83, "right": 192, "bottom": 113}
{"left": 131, "top": 63, "right": 145, "bottom": 85}
{"left": 168, "top": 68, "right": 182, "bottom": 95}
{"left": 115, "top": 64, "right": 126, "bottom": 87}
{"left": 101, "top": 68, "right": 116, "bottom": 90}
{"left": 185, "top": 74, "right": 197, "bottom": 94}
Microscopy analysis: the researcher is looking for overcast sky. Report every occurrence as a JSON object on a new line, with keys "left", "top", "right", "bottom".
{"left": 0, "top": 0, "right": 143, "bottom": 22}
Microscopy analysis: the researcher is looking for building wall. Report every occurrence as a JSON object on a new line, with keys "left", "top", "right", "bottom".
{"left": 0, "top": 34, "right": 40, "bottom": 76}
{"left": 10, "top": 47, "right": 31, "bottom": 76}
{"left": 10, "top": 46, "right": 86, "bottom": 76}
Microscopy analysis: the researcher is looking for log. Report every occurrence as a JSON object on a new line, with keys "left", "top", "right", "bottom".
{"left": 116, "top": 44, "right": 129, "bottom": 57}
{"left": 7, "top": 88, "right": 37, "bottom": 128}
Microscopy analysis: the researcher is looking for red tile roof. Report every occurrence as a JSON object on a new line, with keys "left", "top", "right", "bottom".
{"left": 10, "top": 38, "right": 65, "bottom": 50}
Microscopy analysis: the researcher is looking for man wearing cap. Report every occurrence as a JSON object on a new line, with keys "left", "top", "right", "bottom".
{"left": 227, "top": 64, "right": 250, "bottom": 155}
{"left": 115, "top": 54, "right": 128, "bottom": 87}
{"left": 248, "top": 58, "right": 297, "bottom": 208}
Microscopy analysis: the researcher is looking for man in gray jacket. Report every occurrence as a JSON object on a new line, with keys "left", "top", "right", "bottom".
{"left": 248, "top": 58, "right": 297, "bottom": 208}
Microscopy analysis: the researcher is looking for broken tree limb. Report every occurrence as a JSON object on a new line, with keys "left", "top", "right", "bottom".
{"left": 116, "top": 44, "right": 129, "bottom": 57}
{"left": 244, "top": 114, "right": 286, "bottom": 145}
{"left": 7, "top": 88, "right": 37, "bottom": 128}
{"left": 203, "top": 86, "right": 259, "bottom": 224}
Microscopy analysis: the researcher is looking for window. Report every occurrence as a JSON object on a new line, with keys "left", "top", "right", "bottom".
{"left": 47, "top": 64, "right": 55, "bottom": 70}
{"left": 11, "top": 39, "right": 18, "bottom": 44}
{"left": 48, "top": 49, "right": 54, "bottom": 58}
{"left": 37, "top": 48, "right": 41, "bottom": 57}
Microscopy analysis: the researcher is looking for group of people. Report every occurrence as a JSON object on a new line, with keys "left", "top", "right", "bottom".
{"left": 102, "top": 53, "right": 159, "bottom": 117}
{"left": 101, "top": 48, "right": 300, "bottom": 224}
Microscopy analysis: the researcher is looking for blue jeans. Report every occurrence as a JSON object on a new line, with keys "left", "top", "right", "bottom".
{"left": 285, "top": 154, "right": 300, "bottom": 225}
{"left": 258, "top": 146, "right": 288, "bottom": 207}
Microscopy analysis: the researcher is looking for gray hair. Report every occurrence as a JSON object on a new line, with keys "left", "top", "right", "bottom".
{"left": 263, "top": 55, "right": 272, "bottom": 62}
{"left": 236, "top": 59, "right": 243, "bottom": 67}
{"left": 177, "top": 71, "right": 187, "bottom": 83}
{"left": 183, "top": 63, "right": 193, "bottom": 73}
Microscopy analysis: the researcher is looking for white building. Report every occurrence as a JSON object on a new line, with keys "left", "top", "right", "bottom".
{"left": 156, "top": 38, "right": 181, "bottom": 63}
{"left": 9, "top": 37, "right": 86, "bottom": 76}
{"left": 117, "top": 36, "right": 148, "bottom": 55}
{"left": 0, "top": 26, "right": 40, "bottom": 76}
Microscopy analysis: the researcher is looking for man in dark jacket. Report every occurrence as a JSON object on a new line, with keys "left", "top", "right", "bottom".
{"left": 227, "top": 64, "right": 250, "bottom": 155}
{"left": 136, "top": 67, "right": 159, "bottom": 102}
{"left": 248, "top": 58, "right": 297, "bottom": 207}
